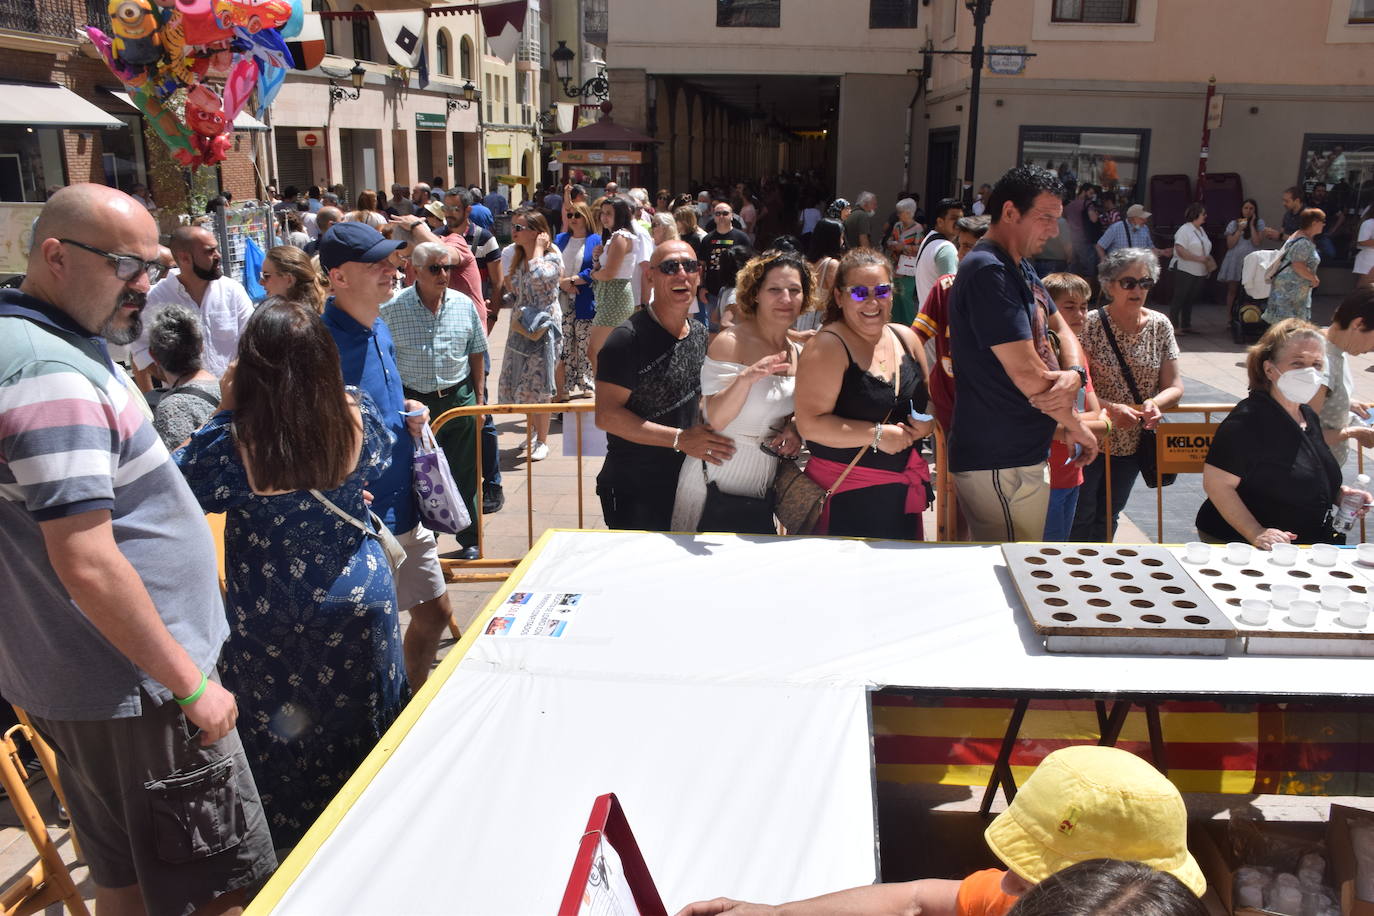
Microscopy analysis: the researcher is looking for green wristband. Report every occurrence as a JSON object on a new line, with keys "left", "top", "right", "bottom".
{"left": 174, "top": 672, "right": 208, "bottom": 707}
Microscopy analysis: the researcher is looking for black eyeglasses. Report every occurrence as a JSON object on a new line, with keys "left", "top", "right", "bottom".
{"left": 713, "top": 210, "right": 731, "bottom": 217}
{"left": 846, "top": 284, "right": 893, "bottom": 302}
{"left": 1115, "top": 277, "right": 1156, "bottom": 291}
{"left": 426, "top": 264, "right": 455, "bottom": 275}
{"left": 656, "top": 258, "right": 701, "bottom": 275}
{"left": 59, "top": 238, "right": 166, "bottom": 284}
{"left": 568, "top": 212, "right": 584, "bottom": 219}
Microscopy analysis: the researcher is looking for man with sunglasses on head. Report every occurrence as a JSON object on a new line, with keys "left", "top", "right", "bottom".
{"left": 129, "top": 225, "right": 254, "bottom": 393}
{"left": 596, "top": 240, "right": 733, "bottom": 531}
{"left": 948, "top": 165, "right": 1098, "bottom": 543}
{"left": 0, "top": 184, "right": 277, "bottom": 916}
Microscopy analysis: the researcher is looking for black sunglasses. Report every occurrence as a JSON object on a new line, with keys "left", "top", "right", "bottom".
{"left": 426, "top": 264, "right": 455, "bottom": 275}
{"left": 656, "top": 258, "right": 701, "bottom": 275}
{"left": 1116, "top": 277, "right": 1156, "bottom": 290}
{"left": 60, "top": 238, "right": 166, "bottom": 284}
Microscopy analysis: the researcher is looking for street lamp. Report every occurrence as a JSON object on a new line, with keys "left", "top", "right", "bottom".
{"left": 549, "top": 40, "right": 609, "bottom": 101}
{"left": 447, "top": 80, "right": 481, "bottom": 113}
{"left": 329, "top": 61, "right": 366, "bottom": 104}
{"left": 962, "top": 0, "right": 991, "bottom": 208}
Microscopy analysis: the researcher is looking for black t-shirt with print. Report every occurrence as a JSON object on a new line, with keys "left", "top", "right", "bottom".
{"left": 695, "top": 229, "right": 752, "bottom": 296}
{"left": 596, "top": 309, "right": 708, "bottom": 488}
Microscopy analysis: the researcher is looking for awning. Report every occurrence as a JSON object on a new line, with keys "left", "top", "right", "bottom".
{"left": 0, "top": 82, "right": 124, "bottom": 129}
{"left": 106, "top": 90, "right": 269, "bottom": 132}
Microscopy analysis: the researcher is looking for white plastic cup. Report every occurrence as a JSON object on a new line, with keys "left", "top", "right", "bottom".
{"left": 1358, "top": 543, "right": 1374, "bottom": 565}
{"left": 1270, "top": 583, "right": 1300, "bottom": 608}
{"left": 1184, "top": 541, "right": 1211, "bottom": 564}
{"left": 1288, "top": 599, "right": 1319, "bottom": 626}
{"left": 1270, "top": 543, "right": 1298, "bottom": 566}
{"left": 1321, "top": 584, "right": 1351, "bottom": 609}
{"left": 1239, "top": 599, "right": 1271, "bottom": 626}
{"left": 1310, "top": 543, "right": 1340, "bottom": 567}
{"left": 1339, "top": 600, "right": 1372, "bottom": 628}
{"left": 1226, "top": 541, "right": 1252, "bottom": 564}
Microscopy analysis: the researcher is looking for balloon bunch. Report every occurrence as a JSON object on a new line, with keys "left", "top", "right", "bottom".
{"left": 87, "top": 0, "right": 303, "bottom": 170}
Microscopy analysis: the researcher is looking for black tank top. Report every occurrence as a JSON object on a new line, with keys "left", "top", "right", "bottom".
{"left": 808, "top": 328, "right": 929, "bottom": 472}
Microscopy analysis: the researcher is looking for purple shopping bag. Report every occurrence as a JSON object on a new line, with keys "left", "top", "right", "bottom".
{"left": 413, "top": 423, "right": 473, "bottom": 535}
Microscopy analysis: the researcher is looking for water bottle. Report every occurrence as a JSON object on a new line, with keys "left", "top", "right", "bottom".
{"left": 1334, "top": 473, "right": 1371, "bottom": 533}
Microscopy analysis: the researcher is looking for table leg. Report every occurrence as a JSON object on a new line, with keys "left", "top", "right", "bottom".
{"left": 1144, "top": 702, "right": 1169, "bottom": 774}
{"left": 1097, "top": 700, "right": 1132, "bottom": 745}
{"left": 979, "top": 697, "right": 1029, "bottom": 817}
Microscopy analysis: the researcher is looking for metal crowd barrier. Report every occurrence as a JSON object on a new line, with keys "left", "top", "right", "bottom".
{"left": 432, "top": 403, "right": 959, "bottom": 585}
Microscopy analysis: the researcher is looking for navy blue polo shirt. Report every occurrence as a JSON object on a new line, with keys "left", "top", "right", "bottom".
{"left": 948, "top": 240, "right": 1058, "bottom": 472}
{"left": 322, "top": 298, "right": 416, "bottom": 534}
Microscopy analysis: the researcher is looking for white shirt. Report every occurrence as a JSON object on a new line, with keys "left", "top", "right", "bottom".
{"left": 1354, "top": 219, "right": 1374, "bottom": 276}
{"left": 972, "top": 199, "right": 987, "bottom": 216}
{"left": 913, "top": 233, "right": 957, "bottom": 307}
{"left": 1171, "top": 223, "right": 1212, "bottom": 278}
{"left": 130, "top": 270, "right": 255, "bottom": 377}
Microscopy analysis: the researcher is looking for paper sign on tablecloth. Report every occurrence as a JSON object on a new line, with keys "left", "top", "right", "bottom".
{"left": 484, "top": 591, "right": 583, "bottom": 638}
{"left": 558, "top": 793, "right": 667, "bottom": 916}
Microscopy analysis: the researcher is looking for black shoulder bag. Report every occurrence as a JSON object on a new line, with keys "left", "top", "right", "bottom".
{"left": 1097, "top": 307, "right": 1176, "bottom": 489}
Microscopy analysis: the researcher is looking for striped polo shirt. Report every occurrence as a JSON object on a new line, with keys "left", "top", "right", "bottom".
{"left": 0, "top": 289, "right": 227, "bottom": 720}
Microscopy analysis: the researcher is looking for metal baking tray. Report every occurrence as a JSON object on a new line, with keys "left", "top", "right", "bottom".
{"left": 1002, "top": 544, "right": 1236, "bottom": 655}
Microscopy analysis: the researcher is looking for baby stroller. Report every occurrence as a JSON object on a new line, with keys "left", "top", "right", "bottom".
{"left": 1233, "top": 248, "right": 1280, "bottom": 344}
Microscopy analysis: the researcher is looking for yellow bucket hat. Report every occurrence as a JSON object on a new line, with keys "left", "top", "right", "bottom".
{"left": 983, "top": 746, "right": 1205, "bottom": 896}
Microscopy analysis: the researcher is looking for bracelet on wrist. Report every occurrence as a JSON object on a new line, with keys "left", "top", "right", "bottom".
{"left": 870, "top": 423, "right": 884, "bottom": 453}
{"left": 1103, "top": 415, "right": 1114, "bottom": 436}
{"left": 672, "top": 428, "right": 683, "bottom": 453}
{"left": 174, "top": 672, "right": 208, "bottom": 706}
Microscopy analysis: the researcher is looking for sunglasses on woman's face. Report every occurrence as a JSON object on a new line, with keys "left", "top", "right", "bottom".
{"left": 846, "top": 284, "right": 893, "bottom": 302}
{"left": 568, "top": 213, "right": 583, "bottom": 220}
{"left": 655, "top": 258, "right": 701, "bottom": 275}
{"left": 512, "top": 223, "right": 530, "bottom": 232}
{"left": 426, "top": 264, "right": 455, "bottom": 275}
{"left": 1115, "top": 277, "right": 1155, "bottom": 290}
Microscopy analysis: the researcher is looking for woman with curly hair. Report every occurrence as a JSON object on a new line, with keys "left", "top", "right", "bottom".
{"left": 671, "top": 249, "right": 810, "bottom": 533}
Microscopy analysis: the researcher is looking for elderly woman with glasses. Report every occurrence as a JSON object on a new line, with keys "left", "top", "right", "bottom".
{"left": 794, "top": 248, "right": 933, "bottom": 540}
{"left": 497, "top": 209, "right": 563, "bottom": 461}
{"left": 1070, "top": 248, "right": 1184, "bottom": 541}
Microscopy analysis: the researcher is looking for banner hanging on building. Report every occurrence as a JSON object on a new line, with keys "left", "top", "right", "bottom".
{"left": 480, "top": 0, "right": 529, "bottom": 62}
{"left": 376, "top": 10, "right": 428, "bottom": 69}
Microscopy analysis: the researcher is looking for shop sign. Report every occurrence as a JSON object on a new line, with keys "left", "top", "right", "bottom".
{"left": 415, "top": 112, "right": 446, "bottom": 131}
{"left": 1156, "top": 422, "right": 1219, "bottom": 474}
{"left": 487, "top": 143, "right": 512, "bottom": 158}
{"left": 557, "top": 149, "right": 643, "bottom": 165}
{"left": 296, "top": 130, "right": 322, "bottom": 149}
{"left": 987, "top": 46, "right": 1029, "bottom": 75}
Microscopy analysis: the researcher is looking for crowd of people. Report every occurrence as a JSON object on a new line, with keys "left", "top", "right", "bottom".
{"left": 1, "top": 162, "right": 1372, "bottom": 914}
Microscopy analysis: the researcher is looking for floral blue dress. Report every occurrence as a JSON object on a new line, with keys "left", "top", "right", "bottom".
{"left": 173, "top": 390, "right": 409, "bottom": 849}
{"left": 1264, "top": 236, "right": 1319, "bottom": 324}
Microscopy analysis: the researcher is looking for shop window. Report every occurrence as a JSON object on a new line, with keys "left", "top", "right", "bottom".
{"left": 1352, "top": 0, "right": 1374, "bottom": 22}
{"left": 1051, "top": 0, "right": 1135, "bottom": 22}
{"left": 1017, "top": 126, "right": 1149, "bottom": 201}
{"left": 870, "top": 0, "right": 917, "bottom": 28}
{"left": 717, "top": 0, "right": 780, "bottom": 28}
{"left": 102, "top": 114, "right": 146, "bottom": 194}
{"left": 1297, "top": 133, "right": 1374, "bottom": 267}
{"left": 437, "top": 28, "right": 451, "bottom": 76}
{"left": 351, "top": 5, "right": 371, "bottom": 61}
{"left": 460, "top": 36, "right": 474, "bottom": 79}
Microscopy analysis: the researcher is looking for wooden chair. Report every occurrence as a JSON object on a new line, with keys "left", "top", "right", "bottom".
{"left": 0, "top": 713, "right": 89, "bottom": 916}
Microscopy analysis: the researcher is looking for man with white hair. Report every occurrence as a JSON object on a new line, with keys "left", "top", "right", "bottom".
{"left": 382, "top": 241, "right": 486, "bottom": 560}
{"left": 845, "top": 191, "right": 878, "bottom": 249}
{"left": 411, "top": 182, "right": 432, "bottom": 210}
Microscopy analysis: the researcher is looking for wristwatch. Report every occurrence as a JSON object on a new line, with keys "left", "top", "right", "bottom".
{"left": 1067, "top": 364, "right": 1088, "bottom": 389}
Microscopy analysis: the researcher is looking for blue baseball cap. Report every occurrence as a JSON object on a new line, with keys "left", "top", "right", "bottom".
{"left": 318, "top": 222, "right": 407, "bottom": 272}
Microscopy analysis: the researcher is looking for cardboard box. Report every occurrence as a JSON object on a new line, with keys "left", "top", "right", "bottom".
{"left": 1329, "top": 804, "right": 1374, "bottom": 916}
{"left": 1191, "top": 818, "right": 1328, "bottom": 915}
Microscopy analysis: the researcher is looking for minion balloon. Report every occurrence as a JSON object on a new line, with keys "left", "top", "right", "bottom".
{"left": 108, "top": 0, "right": 162, "bottom": 67}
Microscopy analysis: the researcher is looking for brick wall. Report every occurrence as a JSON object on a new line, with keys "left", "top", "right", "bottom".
{"left": 220, "top": 141, "right": 259, "bottom": 201}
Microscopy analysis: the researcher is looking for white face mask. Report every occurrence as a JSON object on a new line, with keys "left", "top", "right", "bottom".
{"left": 1274, "top": 366, "right": 1325, "bottom": 404}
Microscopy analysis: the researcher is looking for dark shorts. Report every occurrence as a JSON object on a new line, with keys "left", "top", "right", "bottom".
{"left": 29, "top": 678, "right": 277, "bottom": 916}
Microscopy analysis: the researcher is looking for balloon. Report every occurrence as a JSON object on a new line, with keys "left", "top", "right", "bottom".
{"left": 108, "top": 0, "right": 163, "bottom": 67}
{"left": 174, "top": 0, "right": 233, "bottom": 47}
{"left": 237, "top": 25, "right": 291, "bottom": 70}
{"left": 278, "top": 0, "right": 303, "bottom": 39}
{"left": 220, "top": 58, "right": 256, "bottom": 124}
{"left": 254, "top": 61, "right": 286, "bottom": 119}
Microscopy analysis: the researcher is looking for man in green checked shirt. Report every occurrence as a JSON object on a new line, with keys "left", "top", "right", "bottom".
{"left": 381, "top": 239, "right": 488, "bottom": 562}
